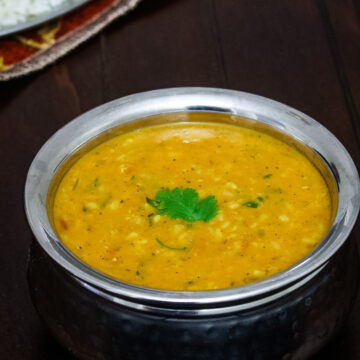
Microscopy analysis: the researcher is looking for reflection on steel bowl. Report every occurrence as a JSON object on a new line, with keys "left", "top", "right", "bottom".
{"left": 25, "top": 88, "right": 360, "bottom": 360}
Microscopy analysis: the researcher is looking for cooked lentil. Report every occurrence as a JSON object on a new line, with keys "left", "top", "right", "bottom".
{"left": 53, "top": 122, "right": 332, "bottom": 290}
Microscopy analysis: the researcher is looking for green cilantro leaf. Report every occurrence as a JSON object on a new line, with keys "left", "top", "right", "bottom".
{"left": 242, "top": 201, "right": 259, "bottom": 208}
{"left": 263, "top": 174, "right": 272, "bottom": 179}
{"left": 242, "top": 195, "right": 266, "bottom": 208}
{"left": 146, "top": 187, "right": 218, "bottom": 222}
{"left": 156, "top": 238, "right": 187, "bottom": 250}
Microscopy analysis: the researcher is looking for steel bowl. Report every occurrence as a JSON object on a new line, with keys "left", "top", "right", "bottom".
{"left": 25, "top": 88, "right": 360, "bottom": 360}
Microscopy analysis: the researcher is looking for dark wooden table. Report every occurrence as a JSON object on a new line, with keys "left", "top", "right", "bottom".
{"left": 1, "top": 0, "right": 359, "bottom": 359}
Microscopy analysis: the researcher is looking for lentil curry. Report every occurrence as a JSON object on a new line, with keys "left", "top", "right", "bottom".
{"left": 53, "top": 122, "right": 332, "bottom": 291}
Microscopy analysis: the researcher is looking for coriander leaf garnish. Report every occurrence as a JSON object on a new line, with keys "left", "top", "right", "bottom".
{"left": 263, "top": 174, "right": 272, "bottom": 179}
{"left": 242, "top": 201, "right": 259, "bottom": 208}
{"left": 156, "top": 238, "right": 187, "bottom": 251}
{"left": 242, "top": 196, "right": 265, "bottom": 208}
{"left": 146, "top": 187, "right": 218, "bottom": 222}
{"left": 146, "top": 197, "right": 160, "bottom": 208}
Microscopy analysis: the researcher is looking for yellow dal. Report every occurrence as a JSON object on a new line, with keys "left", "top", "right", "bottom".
{"left": 53, "top": 123, "right": 332, "bottom": 291}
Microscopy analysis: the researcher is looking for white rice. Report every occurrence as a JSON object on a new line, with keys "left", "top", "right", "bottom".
{"left": 0, "top": 0, "right": 80, "bottom": 28}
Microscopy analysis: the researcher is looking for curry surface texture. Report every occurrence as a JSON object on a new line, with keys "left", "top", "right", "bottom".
{"left": 53, "top": 122, "right": 332, "bottom": 291}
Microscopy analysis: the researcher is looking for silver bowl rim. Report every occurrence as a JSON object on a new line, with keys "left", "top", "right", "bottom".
{"left": 24, "top": 87, "right": 360, "bottom": 308}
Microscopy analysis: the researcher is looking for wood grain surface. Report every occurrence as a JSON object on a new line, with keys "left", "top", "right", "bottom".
{"left": 0, "top": 0, "right": 359, "bottom": 359}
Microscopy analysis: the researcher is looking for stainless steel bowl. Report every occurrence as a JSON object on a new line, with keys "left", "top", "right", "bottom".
{"left": 25, "top": 88, "right": 360, "bottom": 359}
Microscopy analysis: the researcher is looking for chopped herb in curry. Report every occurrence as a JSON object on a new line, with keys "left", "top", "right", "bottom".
{"left": 146, "top": 187, "right": 218, "bottom": 222}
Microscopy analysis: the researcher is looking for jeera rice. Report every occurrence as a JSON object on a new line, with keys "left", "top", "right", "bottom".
{"left": 0, "top": 0, "right": 82, "bottom": 28}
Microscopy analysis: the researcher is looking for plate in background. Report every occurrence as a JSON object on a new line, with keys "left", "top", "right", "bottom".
{"left": 0, "top": 0, "right": 92, "bottom": 37}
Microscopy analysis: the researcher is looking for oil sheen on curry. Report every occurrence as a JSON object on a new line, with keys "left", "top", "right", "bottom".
{"left": 53, "top": 122, "right": 332, "bottom": 291}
